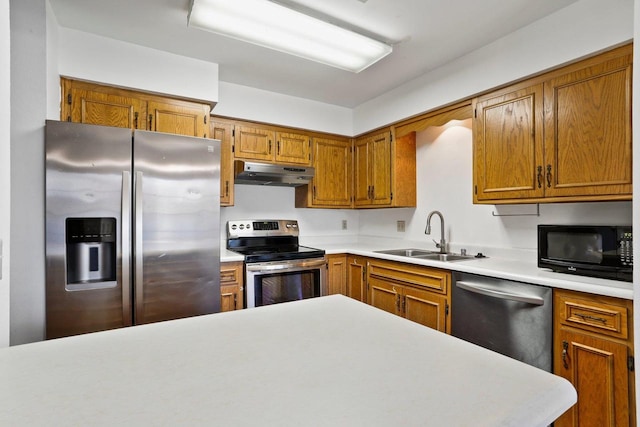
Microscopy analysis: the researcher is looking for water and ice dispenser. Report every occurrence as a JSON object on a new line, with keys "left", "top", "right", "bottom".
{"left": 65, "top": 218, "right": 116, "bottom": 289}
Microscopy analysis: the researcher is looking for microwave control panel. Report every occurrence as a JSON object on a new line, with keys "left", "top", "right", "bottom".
{"left": 619, "top": 230, "right": 633, "bottom": 266}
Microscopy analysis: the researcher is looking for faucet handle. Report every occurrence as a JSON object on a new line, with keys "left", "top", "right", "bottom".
{"left": 432, "top": 239, "right": 441, "bottom": 248}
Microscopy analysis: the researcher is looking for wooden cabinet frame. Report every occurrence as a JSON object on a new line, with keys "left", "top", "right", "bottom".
{"left": 473, "top": 43, "right": 632, "bottom": 204}
{"left": 553, "top": 289, "right": 634, "bottom": 427}
{"left": 220, "top": 262, "right": 244, "bottom": 312}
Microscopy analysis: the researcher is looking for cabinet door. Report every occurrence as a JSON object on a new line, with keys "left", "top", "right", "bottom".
{"left": 474, "top": 85, "right": 544, "bottom": 202}
{"left": 543, "top": 52, "right": 632, "bottom": 199}
{"left": 368, "top": 277, "right": 401, "bottom": 316}
{"left": 347, "top": 256, "right": 367, "bottom": 303}
{"left": 220, "top": 262, "right": 244, "bottom": 312}
{"left": 211, "top": 121, "right": 235, "bottom": 206}
{"left": 554, "top": 327, "right": 631, "bottom": 427}
{"left": 369, "top": 132, "right": 392, "bottom": 205}
{"left": 220, "top": 285, "right": 240, "bottom": 312}
{"left": 275, "top": 131, "right": 311, "bottom": 165}
{"left": 67, "top": 86, "right": 146, "bottom": 130}
{"left": 326, "top": 254, "right": 348, "bottom": 296}
{"left": 234, "top": 126, "right": 275, "bottom": 162}
{"left": 404, "top": 286, "right": 448, "bottom": 333}
{"left": 147, "top": 100, "right": 209, "bottom": 138}
{"left": 353, "top": 137, "right": 371, "bottom": 206}
{"left": 310, "top": 138, "right": 352, "bottom": 207}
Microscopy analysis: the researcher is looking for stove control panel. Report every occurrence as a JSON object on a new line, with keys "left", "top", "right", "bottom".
{"left": 227, "top": 219, "right": 299, "bottom": 238}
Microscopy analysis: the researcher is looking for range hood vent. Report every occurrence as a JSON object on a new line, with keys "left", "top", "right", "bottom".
{"left": 234, "top": 161, "right": 314, "bottom": 187}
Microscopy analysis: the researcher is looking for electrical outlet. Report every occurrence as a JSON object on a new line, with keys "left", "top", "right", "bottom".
{"left": 397, "top": 220, "right": 405, "bottom": 232}
{"left": 342, "top": 220, "right": 348, "bottom": 230}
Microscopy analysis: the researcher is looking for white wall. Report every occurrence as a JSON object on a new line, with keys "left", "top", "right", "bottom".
{"left": 354, "top": 0, "right": 634, "bottom": 134}
{"left": 215, "top": 81, "right": 353, "bottom": 136}
{"left": 0, "top": 0, "right": 10, "bottom": 348}
{"left": 632, "top": 0, "right": 640, "bottom": 416}
{"left": 358, "top": 121, "right": 633, "bottom": 261}
{"left": 46, "top": 0, "right": 59, "bottom": 120}
{"left": 10, "top": 0, "right": 47, "bottom": 345}
{"left": 220, "top": 185, "right": 359, "bottom": 245}
{"left": 58, "top": 27, "right": 219, "bottom": 105}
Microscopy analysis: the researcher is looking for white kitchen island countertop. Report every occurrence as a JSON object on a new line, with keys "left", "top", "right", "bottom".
{"left": 0, "top": 295, "right": 575, "bottom": 426}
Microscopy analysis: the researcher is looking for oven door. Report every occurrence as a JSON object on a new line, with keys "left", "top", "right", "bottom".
{"left": 245, "top": 257, "right": 327, "bottom": 308}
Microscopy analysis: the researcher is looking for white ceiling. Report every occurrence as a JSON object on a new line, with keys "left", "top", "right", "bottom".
{"left": 48, "top": 0, "right": 578, "bottom": 108}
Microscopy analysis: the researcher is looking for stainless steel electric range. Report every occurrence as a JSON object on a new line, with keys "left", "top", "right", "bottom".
{"left": 226, "top": 220, "right": 326, "bottom": 308}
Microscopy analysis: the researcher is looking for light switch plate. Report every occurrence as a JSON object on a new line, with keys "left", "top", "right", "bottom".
{"left": 397, "top": 220, "right": 405, "bottom": 232}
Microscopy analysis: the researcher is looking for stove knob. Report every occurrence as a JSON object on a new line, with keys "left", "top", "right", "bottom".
{"left": 286, "top": 223, "right": 292, "bottom": 228}
{"left": 239, "top": 224, "right": 245, "bottom": 230}
{"left": 231, "top": 224, "right": 237, "bottom": 230}
{"left": 246, "top": 223, "right": 251, "bottom": 229}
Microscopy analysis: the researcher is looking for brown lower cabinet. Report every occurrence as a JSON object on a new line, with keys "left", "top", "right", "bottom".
{"left": 347, "top": 255, "right": 368, "bottom": 303}
{"left": 326, "top": 254, "right": 348, "bottom": 296}
{"left": 367, "top": 259, "right": 450, "bottom": 333}
{"left": 330, "top": 255, "right": 450, "bottom": 333}
{"left": 220, "top": 262, "right": 244, "bottom": 312}
{"left": 553, "top": 289, "right": 635, "bottom": 427}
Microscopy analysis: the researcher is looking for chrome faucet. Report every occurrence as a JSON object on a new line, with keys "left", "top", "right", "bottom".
{"left": 425, "top": 210, "right": 446, "bottom": 254}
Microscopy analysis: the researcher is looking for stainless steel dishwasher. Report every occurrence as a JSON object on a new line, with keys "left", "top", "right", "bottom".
{"left": 451, "top": 272, "right": 552, "bottom": 372}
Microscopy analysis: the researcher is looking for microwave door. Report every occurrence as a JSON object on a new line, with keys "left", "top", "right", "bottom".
{"left": 132, "top": 130, "right": 221, "bottom": 325}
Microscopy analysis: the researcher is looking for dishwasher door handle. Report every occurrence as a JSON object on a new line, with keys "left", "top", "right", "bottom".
{"left": 455, "top": 281, "right": 545, "bottom": 306}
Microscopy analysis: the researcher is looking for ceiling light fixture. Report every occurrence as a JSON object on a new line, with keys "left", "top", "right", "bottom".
{"left": 187, "top": 0, "right": 392, "bottom": 73}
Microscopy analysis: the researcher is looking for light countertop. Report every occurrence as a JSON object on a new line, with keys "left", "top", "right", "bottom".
{"left": 222, "top": 239, "right": 632, "bottom": 300}
{"left": 0, "top": 295, "right": 576, "bottom": 426}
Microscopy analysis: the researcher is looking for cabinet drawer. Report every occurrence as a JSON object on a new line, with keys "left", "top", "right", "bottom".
{"left": 220, "top": 262, "right": 243, "bottom": 285}
{"left": 367, "top": 260, "right": 449, "bottom": 294}
{"left": 555, "top": 290, "right": 630, "bottom": 339}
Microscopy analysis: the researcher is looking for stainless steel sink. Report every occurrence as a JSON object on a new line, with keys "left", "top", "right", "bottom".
{"left": 373, "top": 248, "right": 476, "bottom": 262}
{"left": 373, "top": 248, "right": 438, "bottom": 257}
{"left": 413, "top": 253, "right": 475, "bottom": 262}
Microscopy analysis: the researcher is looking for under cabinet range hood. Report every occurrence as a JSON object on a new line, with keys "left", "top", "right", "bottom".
{"left": 234, "top": 160, "right": 314, "bottom": 187}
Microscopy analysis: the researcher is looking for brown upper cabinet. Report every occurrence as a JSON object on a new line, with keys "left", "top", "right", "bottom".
{"left": 61, "top": 78, "right": 211, "bottom": 138}
{"left": 473, "top": 44, "right": 632, "bottom": 204}
{"left": 353, "top": 129, "right": 416, "bottom": 208}
{"left": 211, "top": 119, "right": 235, "bottom": 207}
{"left": 234, "top": 125, "right": 311, "bottom": 166}
{"left": 295, "top": 136, "right": 352, "bottom": 208}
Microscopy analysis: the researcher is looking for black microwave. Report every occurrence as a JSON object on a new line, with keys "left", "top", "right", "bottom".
{"left": 538, "top": 225, "right": 632, "bottom": 282}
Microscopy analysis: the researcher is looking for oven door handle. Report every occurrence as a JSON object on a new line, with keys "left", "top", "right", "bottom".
{"left": 246, "top": 258, "right": 326, "bottom": 272}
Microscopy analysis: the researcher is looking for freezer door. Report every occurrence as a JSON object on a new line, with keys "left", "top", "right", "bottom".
{"left": 45, "top": 121, "right": 133, "bottom": 339}
{"left": 132, "top": 130, "right": 221, "bottom": 324}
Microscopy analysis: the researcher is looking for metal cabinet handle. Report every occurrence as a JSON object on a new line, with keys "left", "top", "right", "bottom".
{"left": 277, "top": 141, "right": 280, "bottom": 155}
{"left": 456, "top": 281, "right": 545, "bottom": 306}
{"left": 224, "top": 180, "right": 229, "bottom": 197}
{"left": 536, "top": 165, "right": 543, "bottom": 188}
{"left": 575, "top": 313, "right": 607, "bottom": 323}
{"left": 148, "top": 114, "right": 153, "bottom": 129}
{"left": 546, "top": 164, "right": 552, "bottom": 188}
{"left": 562, "top": 340, "right": 569, "bottom": 369}
{"left": 134, "top": 112, "right": 139, "bottom": 129}
{"left": 268, "top": 140, "right": 272, "bottom": 154}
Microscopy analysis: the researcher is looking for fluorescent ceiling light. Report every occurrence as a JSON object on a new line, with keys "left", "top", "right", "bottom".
{"left": 188, "top": 0, "right": 393, "bottom": 73}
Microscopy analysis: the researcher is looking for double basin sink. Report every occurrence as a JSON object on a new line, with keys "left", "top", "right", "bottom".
{"left": 373, "top": 248, "right": 476, "bottom": 262}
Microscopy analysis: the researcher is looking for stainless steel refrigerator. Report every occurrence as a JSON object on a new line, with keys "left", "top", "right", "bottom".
{"left": 45, "top": 120, "right": 220, "bottom": 339}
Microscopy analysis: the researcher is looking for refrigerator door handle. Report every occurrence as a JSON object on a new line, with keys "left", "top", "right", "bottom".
{"left": 121, "top": 171, "right": 132, "bottom": 326}
{"left": 134, "top": 171, "right": 144, "bottom": 322}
